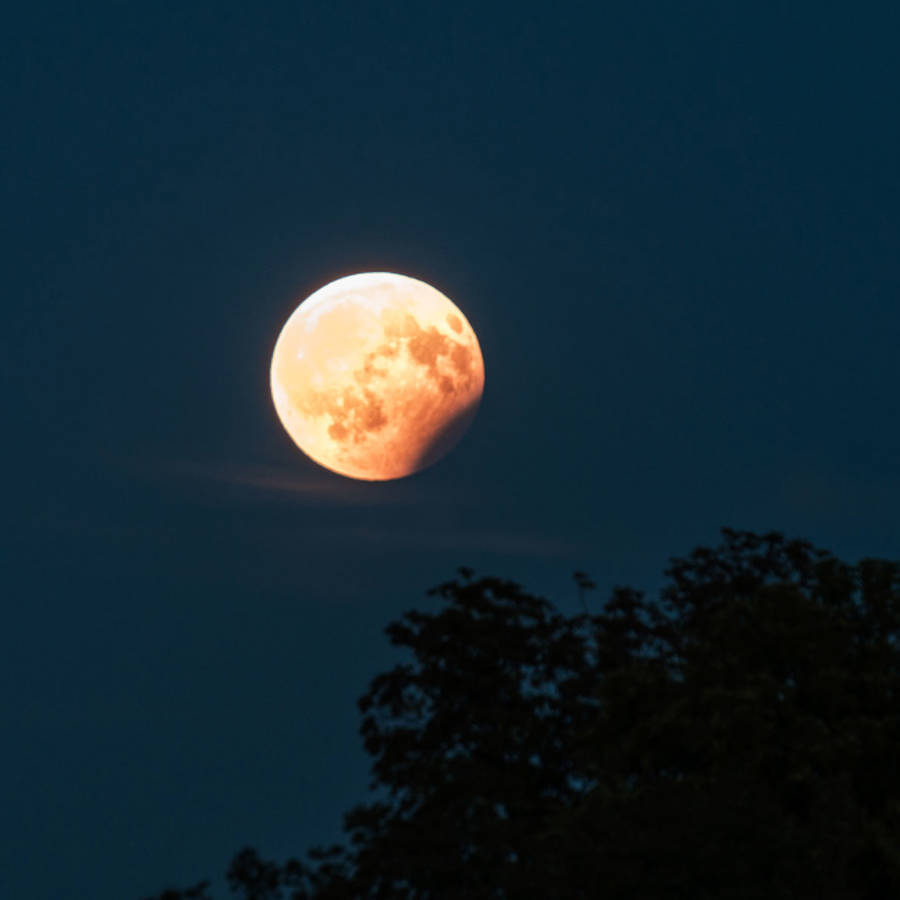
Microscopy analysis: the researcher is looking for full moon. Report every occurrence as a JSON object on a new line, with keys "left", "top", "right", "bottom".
{"left": 270, "top": 272, "right": 485, "bottom": 480}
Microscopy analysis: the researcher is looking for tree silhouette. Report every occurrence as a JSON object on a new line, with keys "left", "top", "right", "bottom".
{"left": 144, "top": 528, "right": 900, "bottom": 899}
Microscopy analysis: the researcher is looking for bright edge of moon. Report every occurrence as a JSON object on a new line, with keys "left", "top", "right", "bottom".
{"left": 270, "top": 272, "right": 485, "bottom": 481}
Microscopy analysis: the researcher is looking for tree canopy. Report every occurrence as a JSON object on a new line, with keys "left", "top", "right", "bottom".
{"left": 145, "top": 528, "right": 900, "bottom": 899}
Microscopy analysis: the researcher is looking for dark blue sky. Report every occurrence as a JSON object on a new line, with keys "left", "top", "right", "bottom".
{"left": 4, "top": 4, "right": 900, "bottom": 898}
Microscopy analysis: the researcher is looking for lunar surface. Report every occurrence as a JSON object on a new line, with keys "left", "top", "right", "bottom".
{"left": 270, "top": 272, "right": 485, "bottom": 480}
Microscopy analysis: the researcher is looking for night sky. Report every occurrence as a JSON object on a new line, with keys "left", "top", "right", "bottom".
{"left": 5, "top": 5, "right": 900, "bottom": 898}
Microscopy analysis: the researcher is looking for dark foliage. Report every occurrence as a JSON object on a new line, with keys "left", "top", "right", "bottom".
{"left": 144, "top": 528, "right": 900, "bottom": 898}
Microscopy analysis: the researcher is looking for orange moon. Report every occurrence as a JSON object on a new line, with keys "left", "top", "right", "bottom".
{"left": 270, "top": 272, "right": 485, "bottom": 480}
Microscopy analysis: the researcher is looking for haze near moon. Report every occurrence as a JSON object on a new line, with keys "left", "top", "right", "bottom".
{"left": 270, "top": 272, "right": 485, "bottom": 480}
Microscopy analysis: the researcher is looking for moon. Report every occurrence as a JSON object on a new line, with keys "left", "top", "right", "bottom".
{"left": 270, "top": 272, "right": 485, "bottom": 480}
